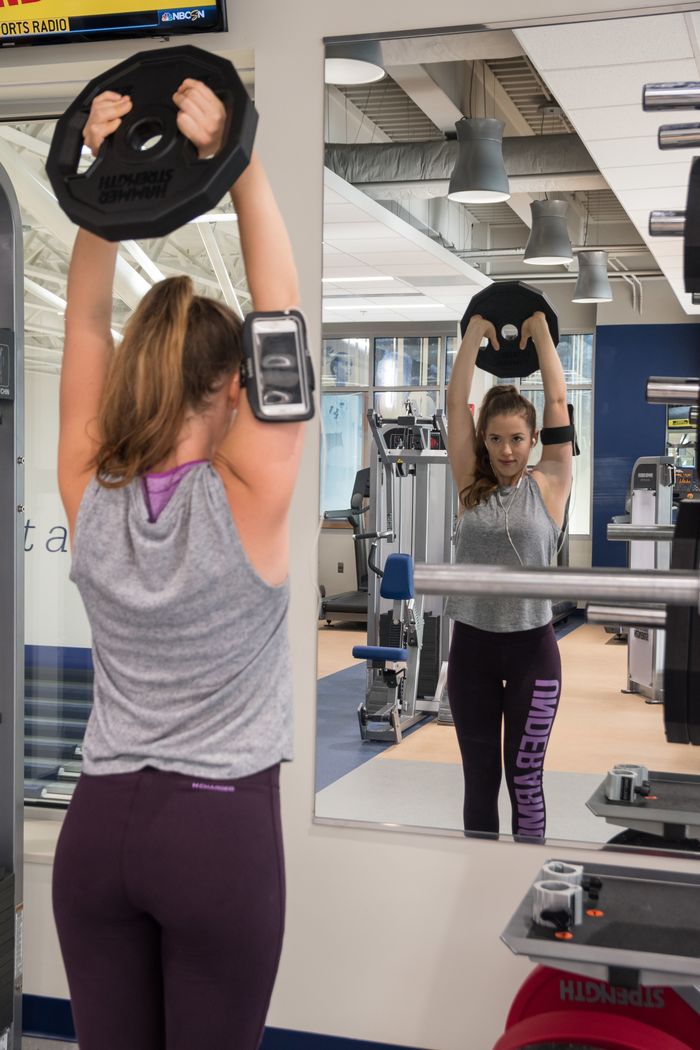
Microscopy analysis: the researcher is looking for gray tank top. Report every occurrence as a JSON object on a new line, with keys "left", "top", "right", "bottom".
{"left": 70, "top": 462, "right": 293, "bottom": 778}
{"left": 444, "top": 473, "right": 560, "bottom": 633}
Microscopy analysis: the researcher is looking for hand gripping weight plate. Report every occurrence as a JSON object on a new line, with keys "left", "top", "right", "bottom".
{"left": 46, "top": 45, "right": 257, "bottom": 242}
{"left": 459, "top": 280, "right": 559, "bottom": 379}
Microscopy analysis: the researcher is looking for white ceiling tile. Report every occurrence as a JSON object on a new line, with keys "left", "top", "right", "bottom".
{"left": 605, "top": 162, "right": 691, "bottom": 191}
{"left": 347, "top": 251, "right": 439, "bottom": 266}
{"left": 543, "top": 59, "right": 698, "bottom": 111}
{"left": 324, "top": 204, "right": 381, "bottom": 223}
{"left": 568, "top": 105, "right": 676, "bottom": 141}
{"left": 324, "top": 222, "right": 408, "bottom": 241}
{"left": 323, "top": 239, "right": 422, "bottom": 255}
{"left": 321, "top": 265, "right": 374, "bottom": 275}
{"left": 621, "top": 186, "right": 689, "bottom": 210}
{"left": 646, "top": 244, "right": 684, "bottom": 260}
{"left": 591, "top": 137, "right": 694, "bottom": 169}
{"left": 516, "top": 14, "right": 691, "bottom": 72}
{"left": 386, "top": 261, "right": 466, "bottom": 276}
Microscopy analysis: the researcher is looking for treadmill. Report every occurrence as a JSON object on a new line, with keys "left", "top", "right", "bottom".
{"left": 319, "top": 468, "right": 370, "bottom": 625}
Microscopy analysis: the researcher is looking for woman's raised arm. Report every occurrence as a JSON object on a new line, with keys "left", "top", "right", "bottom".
{"left": 446, "top": 315, "right": 497, "bottom": 498}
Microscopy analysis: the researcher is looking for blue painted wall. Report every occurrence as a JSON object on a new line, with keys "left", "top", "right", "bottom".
{"left": 592, "top": 324, "right": 699, "bottom": 566}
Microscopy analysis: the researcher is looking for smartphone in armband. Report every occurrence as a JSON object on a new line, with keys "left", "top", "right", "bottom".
{"left": 242, "top": 310, "right": 315, "bottom": 422}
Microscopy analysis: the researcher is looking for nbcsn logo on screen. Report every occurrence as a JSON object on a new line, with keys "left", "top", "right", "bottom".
{"left": 160, "top": 9, "right": 207, "bottom": 22}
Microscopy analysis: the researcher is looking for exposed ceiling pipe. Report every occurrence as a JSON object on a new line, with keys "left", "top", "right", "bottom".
{"left": 458, "top": 244, "right": 646, "bottom": 259}
{"left": 481, "top": 271, "right": 663, "bottom": 282}
{"left": 610, "top": 256, "right": 643, "bottom": 314}
{"left": 609, "top": 256, "right": 641, "bottom": 313}
{"left": 325, "top": 134, "right": 602, "bottom": 196}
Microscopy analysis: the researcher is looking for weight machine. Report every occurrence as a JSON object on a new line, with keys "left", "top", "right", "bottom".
{"left": 353, "top": 404, "right": 453, "bottom": 743}
{"left": 606, "top": 456, "right": 675, "bottom": 704}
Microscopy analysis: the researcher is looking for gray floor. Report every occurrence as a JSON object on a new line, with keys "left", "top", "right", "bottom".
{"left": 315, "top": 759, "right": 611, "bottom": 845}
{"left": 22, "top": 1042, "right": 76, "bottom": 1049}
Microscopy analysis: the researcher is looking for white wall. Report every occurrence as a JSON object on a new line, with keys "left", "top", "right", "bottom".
{"left": 8, "top": 3, "right": 700, "bottom": 1048}
{"left": 319, "top": 526, "right": 356, "bottom": 600}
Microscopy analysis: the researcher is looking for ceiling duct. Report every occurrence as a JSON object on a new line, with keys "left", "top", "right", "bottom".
{"left": 325, "top": 133, "right": 603, "bottom": 196}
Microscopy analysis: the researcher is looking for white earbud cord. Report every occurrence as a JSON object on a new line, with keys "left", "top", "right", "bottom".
{"left": 496, "top": 471, "right": 525, "bottom": 567}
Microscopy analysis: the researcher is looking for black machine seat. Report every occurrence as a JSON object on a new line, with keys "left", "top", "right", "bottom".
{"left": 320, "top": 468, "right": 371, "bottom": 625}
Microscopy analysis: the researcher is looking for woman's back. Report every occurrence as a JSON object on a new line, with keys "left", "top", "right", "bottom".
{"left": 71, "top": 462, "right": 292, "bottom": 779}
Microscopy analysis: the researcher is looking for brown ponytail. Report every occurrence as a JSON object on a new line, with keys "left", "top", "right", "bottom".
{"left": 459, "top": 385, "right": 537, "bottom": 509}
{"left": 93, "top": 276, "right": 243, "bottom": 488}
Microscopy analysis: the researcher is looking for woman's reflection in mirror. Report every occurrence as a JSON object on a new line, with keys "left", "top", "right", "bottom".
{"left": 445, "top": 312, "right": 573, "bottom": 841}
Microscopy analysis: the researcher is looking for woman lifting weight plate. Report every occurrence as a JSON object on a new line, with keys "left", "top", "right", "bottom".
{"left": 52, "top": 80, "right": 305, "bottom": 1050}
{"left": 445, "top": 311, "right": 573, "bottom": 842}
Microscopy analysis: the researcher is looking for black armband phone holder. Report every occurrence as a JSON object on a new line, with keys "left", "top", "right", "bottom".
{"left": 241, "top": 309, "right": 315, "bottom": 423}
{"left": 540, "top": 402, "right": 580, "bottom": 455}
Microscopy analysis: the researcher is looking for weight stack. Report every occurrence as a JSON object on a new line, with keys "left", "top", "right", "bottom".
{"left": 378, "top": 613, "right": 441, "bottom": 698}
{"left": 0, "top": 872, "right": 14, "bottom": 1034}
{"left": 379, "top": 611, "right": 402, "bottom": 651}
{"left": 417, "top": 614, "right": 440, "bottom": 698}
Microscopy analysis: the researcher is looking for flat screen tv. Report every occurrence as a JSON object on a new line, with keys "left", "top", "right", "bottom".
{"left": 0, "top": 0, "right": 227, "bottom": 49}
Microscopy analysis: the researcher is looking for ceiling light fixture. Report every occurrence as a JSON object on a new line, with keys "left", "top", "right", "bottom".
{"left": 447, "top": 118, "right": 510, "bottom": 205}
{"left": 572, "top": 250, "right": 613, "bottom": 303}
{"left": 523, "top": 199, "right": 573, "bottom": 266}
{"left": 325, "top": 41, "right": 385, "bottom": 86}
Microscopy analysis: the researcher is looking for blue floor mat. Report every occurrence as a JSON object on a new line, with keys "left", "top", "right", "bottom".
{"left": 315, "top": 664, "right": 392, "bottom": 792}
{"left": 555, "top": 608, "right": 585, "bottom": 640}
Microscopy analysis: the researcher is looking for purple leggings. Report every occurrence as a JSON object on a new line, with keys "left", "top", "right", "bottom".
{"left": 447, "top": 620, "right": 561, "bottom": 840}
{"left": 52, "top": 763, "right": 284, "bottom": 1050}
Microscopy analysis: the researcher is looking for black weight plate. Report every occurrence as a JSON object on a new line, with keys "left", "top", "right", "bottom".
{"left": 684, "top": 156, "right": 700, "bottom": 293}
{"left": 664, "top": 501, "right": 700, "bottom": 743}
{"left": 47, "top": 45, "right": 257, "bottom": 242}
{"left": 460, "top": 281, "right": 559, "bottom": 379}
{"left": 688, "top": 507, "right": 700, "bottom": 744}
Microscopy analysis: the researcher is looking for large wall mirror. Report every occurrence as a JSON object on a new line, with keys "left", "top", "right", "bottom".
{"left": 315, "top": 10, "right": 700, "bottom": 851}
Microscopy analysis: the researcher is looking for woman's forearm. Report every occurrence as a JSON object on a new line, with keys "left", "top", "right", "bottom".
{"left": 533, "top": 322, "right": 567, "bottom": 404}
{"left": 447, "top": 332, "right": 480, "bottom": 408}
{"left": 229, "top": 151, "right": 299, "bottom": 312}
{"left": 64, "top": 229, "right": 118, "bottom": 333}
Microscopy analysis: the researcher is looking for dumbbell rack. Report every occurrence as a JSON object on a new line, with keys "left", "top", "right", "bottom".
{"left": 587, "top": 771, "right": 700, "bottom": 848}
{"left": 501, "top": 860, "right": 700, "bottom": 989}
{"left": 497, "top": 859, "right": 700, "bottom": 1050}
